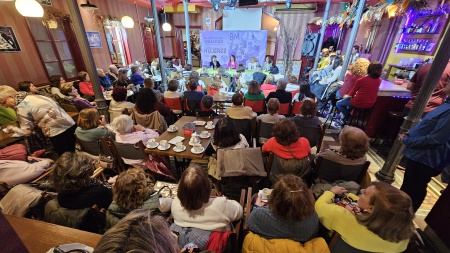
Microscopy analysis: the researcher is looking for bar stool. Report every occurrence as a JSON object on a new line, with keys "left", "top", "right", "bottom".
{"left": 343, "top": 106, "right": 374, "bottom": 130}
{"left": 374, "top": 111, "right": 404, "bottom": 154}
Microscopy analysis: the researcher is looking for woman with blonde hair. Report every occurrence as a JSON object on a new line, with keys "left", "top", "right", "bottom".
{"left": 75, "top": 108, "right": 115, "bottom": 142}
{"left": 247, "top": 56, "right": 258, "bottom": 71}
{"left": 336, "top": 58, "right": 370, "bottom": 100}
{"left": 208, "top": 73, "right": 226, "bottom": 96}
{"left": 315, "top": 182, "right": 415, "bottom": 252}
{"left": 247, "top": 175, "right": 319, "bottom": 242}
{"left": 170, "top": 71, "right": 186, "bottom": 93}
{"left": 106, "top": 168, "right": 161, "bottom": 228}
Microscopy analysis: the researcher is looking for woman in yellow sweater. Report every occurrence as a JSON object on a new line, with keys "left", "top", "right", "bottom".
{"left": 315, "top": 182, "right": 415, "bottom": 252}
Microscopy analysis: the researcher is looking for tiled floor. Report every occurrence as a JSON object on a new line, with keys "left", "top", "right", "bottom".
{"left": 321, "top": 128, "right": 446, "bottom": 226}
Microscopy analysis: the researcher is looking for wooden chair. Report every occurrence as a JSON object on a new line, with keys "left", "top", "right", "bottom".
{"left": 278, "top": 103, "right": 291, "bottom": 116}
{"left": 76, "top": 136, "right": 117, "bottom": 176}
{"left": 314, "top": 156, "right": 370, "bottom": 185}
{"left": 290, "top": 100, "right": 303, "bottom": 117}
{"left": 244, "top": 98, "right": 265, "bottom": 114}
{"left": 227, "top": 117, "right": 257, "bottom": 147}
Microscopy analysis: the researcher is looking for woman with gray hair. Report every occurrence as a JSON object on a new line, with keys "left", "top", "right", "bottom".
{"left": 265, "top": 78, "right": 292, "bottom": 104}
{"left": 315, "top": 126, "right": 369, "bottom": 166}
{"left": 49, "top": 152, "right": 112, "bottom": 209}
{"left": 0, "top": 85, "right": 76, "bottom": 156}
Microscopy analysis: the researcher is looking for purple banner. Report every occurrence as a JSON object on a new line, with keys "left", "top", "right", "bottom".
{"left": 200, "top": 30, "right": 268, "bottom": 69}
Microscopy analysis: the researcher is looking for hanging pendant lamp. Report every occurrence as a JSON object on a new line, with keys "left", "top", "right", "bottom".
{"left": 161, "top": 12, "right": 171, "bottom": 32}
{"left": 121, "top": 15, "right": 135, "bottom": 28}
{"left": 15, "top": 0, "right": 44, "bottom": 18}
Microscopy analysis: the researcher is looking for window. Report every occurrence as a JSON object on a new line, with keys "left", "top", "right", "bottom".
{"left": 26, "top": 18, "right": 79, "bottom": 80}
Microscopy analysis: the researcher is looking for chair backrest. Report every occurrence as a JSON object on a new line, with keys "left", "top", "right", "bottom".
{"left": 227, "top": 118, "right": 254, "bottom": 144}
{"left": 291, "top": 101, "right": 303, "bottom": 116}
{"left": 185, "top": 99, "right": 201, "bottom": 115}
{"left": 163, "top": 97, "right": 183, "bottom": 111}
{"left": 243, "top": 98, "right": 264, "bottom": 113}
{"left": 315, "top": 156, "right": 370, "bottom": 184}
{"left": 131, "top": 108, "right": 168, "bottom": 133}
{"left": 297, "top": 124, "right": 323, "bottom": 148}
{"left": 108, "top": 137, "right": 147, "bottom": 161}
{"left": 196, "top": 85, "right": 203, "bottom": 92}
{"left": 76, "top": 136, "right": 101, "bottom": 157}
{"left": 200, "top": 77, "right": 212, "bottom": 87}
{"left": 257, "top": 120, "right": 275, "bottom": 144}
{"left": 216, "top": 148, "right": 266, "bottom": 178}
{"left": 329, "top": 232, "right": 372, "bottom": 253}
{"left": 278, "top": 103, "right": 291, "bottom": 115}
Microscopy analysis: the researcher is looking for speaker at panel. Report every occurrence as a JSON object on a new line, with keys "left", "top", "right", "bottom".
{"left": 301, "top": 33, "right": 320, "bottom": 57}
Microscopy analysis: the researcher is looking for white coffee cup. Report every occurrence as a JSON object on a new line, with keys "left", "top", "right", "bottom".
{"left": 261, "top": 188, "right": 272, "bottom": 201}
{"left": 159, "top": 140, "right": 168, "bottom": 148}
{"left": 193, "top": 143, "right": 202, "bottom": 152}
{"left": 207, "top": 121, "right": 213, "bottom": 127}
{"left": 169, "top": 125, "right": 176, "bottom": 131}
{"left": 158, "top": 198, "right": 173, "bottom": 213}
{"left": 201, "top": 131, "right": 208, "bottom": 137}
{"left": 176, "top": 141, "right": 183, "bottom": 150}
{"left": 148, "top": 138, "right": 156, "bottom": 144}
{"left": 190, "top": 136, "right": 199, "bottom": 144}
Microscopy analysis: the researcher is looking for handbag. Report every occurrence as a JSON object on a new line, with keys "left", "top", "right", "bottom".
{"left": 145, "top": 154, "right": 176, "bottom": 182}
{"left": 98, "top": 154, "right": 114, "bottom": 169}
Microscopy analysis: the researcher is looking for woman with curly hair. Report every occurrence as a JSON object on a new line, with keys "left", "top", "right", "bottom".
{"left": 49, "top": 152, "right": 112, "bottom": 209}
{"left": 208, "top": 73, "right": 226, "bottom": 96}
{"left": 262, "top": 119, "right": 311, "bottom": 182}
{"left": 246, "top": 175, "right": 318, "bottom": 243}
{"left": 188, "top": 71, "right": 205, "bottom": 90}
{"left": 94, "top": 209, "right": 179, "bottom": 253}
{"left": 315, "top": 182, "right": 415, "bottom": 252}
{"left": 106, "top": 168, "right": 161, "bottom": 228}
{"left": 336, "top": 58, "right": 370, "bottom": 100}
{"left": 315, "top": 125, "right": 368, "bottom": 169}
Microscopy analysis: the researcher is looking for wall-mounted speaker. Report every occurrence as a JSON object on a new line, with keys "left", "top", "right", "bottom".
{"left": 239, "top": 0, "right": 258, "bottom": 7}
{"left": 301, "top": 33, "right": 320, "bottom": 57}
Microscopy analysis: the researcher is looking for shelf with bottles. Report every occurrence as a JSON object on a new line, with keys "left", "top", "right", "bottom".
{"left": 394, "top": 38, "right": 438, "bottom": 55}
{"left": 399, "top": 15, "right": 446, "bottom": 35}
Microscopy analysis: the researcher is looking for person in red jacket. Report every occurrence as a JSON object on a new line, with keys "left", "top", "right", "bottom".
{"left": 336, "top": 62, "right": 383, "bottom": 119}
{"left": 78, "top": 71, "right": 104, "bottom": 99}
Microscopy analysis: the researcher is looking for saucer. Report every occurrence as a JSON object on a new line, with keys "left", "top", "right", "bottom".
{"left": 190, "top": 147, "right": 205, "bottom": 154}
{"left": 157, "top": 144, "right": 170, "bottom": 151}
{"left": 189, "top": 140, "right": 202, "bottom": 146}
{"left": 146, "top": 142, "right": 159, "bottom": 149}
{"left": 167, "top": 127, "right": 178, "bottom": 133}
{"left": 205, "top": 124, "right": 215, "bottom": 130}
{"left": 173, "top": 145, "right": 187, "bottom": 152}
{"left": 199, "top": 133, "right": 211, "bottom": 139}
{"left": 193, "top": 120, "right": 206, "bottom": 126}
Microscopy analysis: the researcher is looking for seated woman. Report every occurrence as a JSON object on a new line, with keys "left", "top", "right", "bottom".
{"left": 206, "top": 117, "right": 249, "bottom": 179}
{"left": 189, "top": 71, "right": 205, "bottom": 91}
{"left": 144, "top": 78, "right": 163, "bottom": 102}
{"left": 234, "top": 64, "right": 248, "bottom": 92}
{"left": 225, "top": 93, "right": 256, "bottom": 119}
{"left": 262, "top": 119, "right": 311, "bottom": 182}
{"left": 290, "top": 98, "right": 322, "bottom": 147}
{"left": 197, "top": 95, "right": 218, "bottom": 118}
{"left": 287, "top": 75, "right": 298, "bottom": 86}
{"left": 308, "top": 53, "right": 337, "bottom": 84}
{"left": 265, "top": 78, "right": 292, "bottom": 104}
{"left": 292, "top": 84, "right": 316, "bottom": 103}
{"left": 75, "top": 108, "right": 115, "bottom": 142}
{"left": 336, "top": 62, "right": 383, "bottom": 119}
{"left": 50, "top": 152, "right": 113, "bottom": 209}
{"left": 117, "top": 69, "right": 134, "bottom": 90}
{"left": 208, "top": 74, "right": 226, "bottom": 96}
{"left": 60, "top": 82, "right": 96, "bottom": 111}
{"left": 78, "top": 71, "right": 104, "bottom": 101}
{"left": 262, "top": 56, "right": 273, "bottom": 72}
{"left": 260, "top": 74, "right": 276, "bottom": 91}
{"left": 0, "top": 144, "right": 53, "bottom": 185}
{"left": 315, "top": 126, "right": 368, "bottom": 166}
{"left": 18, "top": 81, "right": 54, "bottom": 99}
{"left": 184, "top": 80, "right": 205, "bottom": 113}
{"left": 227, "top": 55, "right": 238, "bottom": 70}
{"left": 335, "top": 58, "right": 370, "bottom": 101}
{"left": 209, "top": 55, "right": 221, "bottom": 70}
{"left": 257, "top": 98, "right": 285, "bottom": 124}
{"left": 169, "top": 71, "right": 185, "bottom": 93}
{"left": 109, "top": 86, "right": 135, "bottom": 122}
{"left": 94, "top": 209, "right": 179, "bottom": 253}
{"left": 311, "top": 56, "right": 342, "bottom": 100}
{"left": 49, "top": 75, "right": 66, "bottom": 99}
{"left": 111, "top": 115, "right": 159, "bottom": 166}
{"left": 315, "top": 182, "right": 415, "bottom": 252}
{"left": 171, "top": 164, "right": 243, "bottom": 249}
{"left": 106, "top": 168, "right": 161, "bottom": 228}
{"left": 248, "top": 175, "right": 319, "bottom": 242}
{"left": 164, "top": 80, "right": 183, "bottom": 115}
{"left": 97, "top": 68, "right": 113, "bottom": 91}
{"left": 134, "top": 88, "right": 171, "bottom": 125}
{"left": 129, "top": 65, "right": 144, "bottom": 87}
{"left": 247, "top": 56, "right": 258, "bottom": 71}
{"left": 245, "top": 80, "right": 265, "bottom": 101}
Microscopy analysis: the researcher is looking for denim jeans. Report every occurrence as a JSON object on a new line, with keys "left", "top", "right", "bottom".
{"left": 336, "top": 98, "right": 353, "bottom": 118}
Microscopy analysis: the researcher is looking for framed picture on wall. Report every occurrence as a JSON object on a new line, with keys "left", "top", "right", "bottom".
{"left": 37, "top": 0, "right": 52, "bottom": 6}
{"left": 0, "top": 26, "right": 21, "bottom": 52}
{"left": 86, "top": 31, "right": 102, "bottom": 48}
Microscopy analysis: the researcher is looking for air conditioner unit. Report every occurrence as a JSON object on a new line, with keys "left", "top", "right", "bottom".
{"left": 275, "top": 3, "right": 317, "bottom": 14}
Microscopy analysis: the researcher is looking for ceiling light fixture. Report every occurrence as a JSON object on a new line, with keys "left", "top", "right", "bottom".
{"left": 211, "top": 0, "right": 221, "bottom": 12}
{"left": 285, "top": 0, "right": 292, "bottom": 9}
{"left": 80, "top": 0, "right": 98, "bottom": 10}
{"left": 229, "top": 0, "right": 237, "bottom": 8}
{"left": 121, "top": 15, "right": 135, "bottom": 28}
{"left": 15, "top": 0, "right": 44, "bottom": 17}
{"left": 161, "top": 12, "right": 171, "bottom": 32}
